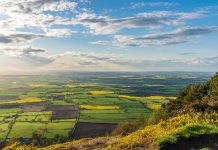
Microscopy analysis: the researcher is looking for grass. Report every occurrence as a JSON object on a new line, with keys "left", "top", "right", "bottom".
{"left": 8, "top": 119, "right": 76, "bottom": 138}
{"left": 107, "top": 112, "right": 218, "bottom": 149}
{"left": 9, "top": 122, "right": 45, "bottom": 138}
{"left": 144, "top": 84, "right": 164, "bottom": 87}
{"left": 80, "top": 105, "right": 120, "bottom": 110}
{"left": 79, "top": 109, "right": 150, "bottom": 123}
{"left": 0, "top": 73, "right": 208, "bottom": 144}
{"left": 0, "top": 123, "right": 9, "bottom": 139}
{"left": 44, "top": 119, "right": 75, "bottom": 138}
{"left": 0, "top": 108, "right": 21, "bottom": 114}
{"left": 17, "top": 112, "right": 52, "bottom": 122}
{"left": 156, "top": 124, "right": 218, "bottom": 146}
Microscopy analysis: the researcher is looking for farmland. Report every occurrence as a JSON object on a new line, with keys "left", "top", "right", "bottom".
{"left": 0, "top": 72, "right": 212, "bottom": 145}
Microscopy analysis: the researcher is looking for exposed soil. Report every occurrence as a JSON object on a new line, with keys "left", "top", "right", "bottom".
{"left": 0, "top": 95, "right": 18, "bottom": 100}
{"left": 21, "top": 105, "right": 45, "bottom": 112}
{"left": 7, "top": 88, "right": 31, "bottom": 93}
{"left": 47, "top": 105, "right": 79, "bottom": 119}
{"left": 72, "top": 122, "right": 117, "bottom": 139}
{"left": 161, "top": 134, "right": 218, "bottom": 150}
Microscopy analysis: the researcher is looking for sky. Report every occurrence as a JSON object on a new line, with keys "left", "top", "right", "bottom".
{"left": 0, "top": 0, "right": 218, "bottom": 74}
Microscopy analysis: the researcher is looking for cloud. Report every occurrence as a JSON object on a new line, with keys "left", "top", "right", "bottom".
{"left": 0, "top": 46, "right": 218, "bottom": 73}
{"left": 0, "top": 27, "right": 75, "bottom": 44}
{"left": 0, "top": 46, "right": 46, "bottom": 56}
{"left": 0, "top": 0, "right": 81, "bottom": 42}
{"left": 179, "top": 52, "right": 197, "bottom": 56}
{"left": 186, "top": 56, "right": 218, "bottom": 66}
{"left": 90, "top": 27, "right": 218, "bottom": 47}
{"left": 0, "top": 0, "right": 78, "bottom": 15}
{"left": 45, "top": 28, "right": 75, "bottom": 37}
{"left": 0, "top": 46, "right": 53, "bottom": 66}
{"left": 0, "top": 32, "right": 44, "bottom": 43}
{"left": 130, "top": 2, "right": 178, "bottom": 9}
{"left": 71, "top": 11, "right": 204, "bottom": 35}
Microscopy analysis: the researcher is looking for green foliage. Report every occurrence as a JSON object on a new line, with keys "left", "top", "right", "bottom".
{"left": 111, "top": 115, "right": 146, "bottom": 136}
{"left": 157, "top": 124, "right": 218, "bottom": 146}
{"left": 154, "top": 75, "right": 218, "bottom": 121}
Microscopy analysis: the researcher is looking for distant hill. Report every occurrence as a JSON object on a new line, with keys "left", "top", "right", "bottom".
{"left": 3, "top": 75, "right": 218, "bottom": 150}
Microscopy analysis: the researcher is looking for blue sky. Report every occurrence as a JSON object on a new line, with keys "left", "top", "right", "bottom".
{"left": 0, "top": 0, "right": 218, "bottom": 74}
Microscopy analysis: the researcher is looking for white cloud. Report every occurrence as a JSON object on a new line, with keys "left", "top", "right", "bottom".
{"left": 90, "top": 27, "right": 218, "bottom": 47}
{"left": 0, "top": 31, "right": 44, "bottom": 43}
{"left": 0, "top": 0, "right": 78, "bottom": 15}
{"left": 130, "top": 2, "right": 178, "bottom": 9}
{"left": 45, "top": 28, "right": 75, "bottom": 37}
{"left": 0, "top": 0, "right": 81, "bottom": 43}
{"left": 0, "top": 46, "right": 218, "bottom": 73}
{"left": 0, "top": 46, "right": 45, "bottom": 57}
{"left": 71, "top": 11, "right": 204, "bottom": 35}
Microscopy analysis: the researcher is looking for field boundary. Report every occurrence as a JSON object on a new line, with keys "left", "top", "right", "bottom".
{"left": 71, "top": 108, "right": 80, "bottom": 138}
{"left": 3, "top": 112, "right": 18, "bottom": 142}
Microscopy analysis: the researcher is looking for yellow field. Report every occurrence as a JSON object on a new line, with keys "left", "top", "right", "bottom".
{"left": 119, "top": 95, "right": 172, "bottom": 101}
{"left": 65, "top": 83, "right": 98, "bottom": 88}
{"left": 147, "top": 104, "right": 161, "bottom": 110}
{"left": 89, "top": 90, "right": 114, "bottom": 95}
{"left": 30, "top": 84, "right": 57, "bottom": 88}
{"left": 145, "top": 96, "right": 166, "bottom": 100}
{"left": 0, "top": 97, "right": 43, "bottom": 104}
{"left": 80, "top": 105, "right": 120, "bottom": 110}
{"left": 118, "top": 95, "right": 142, "bottom": 99}
{"left": 64, "top": 84, "right": 77, "bottom": 88}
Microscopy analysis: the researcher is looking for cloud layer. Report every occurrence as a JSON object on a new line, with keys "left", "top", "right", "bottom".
{"left": 91, "top": 27, "right": 218, "bottom": 47}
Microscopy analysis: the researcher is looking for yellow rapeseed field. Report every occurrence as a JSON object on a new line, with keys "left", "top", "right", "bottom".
{"left": 89, "top": 90, "right": 114, "bottom": 95}
{"left": 147, "top": 104, "right": 161, "bottom": 110}
{"left": 145, "top": 96, "right": 166, "bottom": 100}
{"left": 0, "top": 97, "right": 43, "bottom": 104}
{"left": 119, "top": 95, "right": 173, "bottom": 101}
{"left": 118, "top": 95, "right": 142, "bottom": 99}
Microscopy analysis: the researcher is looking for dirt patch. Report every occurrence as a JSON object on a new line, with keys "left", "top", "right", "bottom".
{"left": 161, "top": 134, "right": 218, "bottom": 150}
{"left": 0, "top": 104, "right": 19, "bottom": 108}
{"left": 0, "top": 95, "right": 17, "bottom": 101}
{"left": 7, "top": 88, "right": 31, "bottom": 93}
{"left": 47, "top": 105, "right": 79, "bottom": 119}
{"left": 21, "top": 104, "right": 46, "bottom": 112}
{"left": 72, "top": 122, "right": 117, "bottom": 139}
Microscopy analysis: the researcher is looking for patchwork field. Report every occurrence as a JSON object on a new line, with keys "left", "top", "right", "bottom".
{"left": 0, "top": 72, "right": 212, "bottom": 144}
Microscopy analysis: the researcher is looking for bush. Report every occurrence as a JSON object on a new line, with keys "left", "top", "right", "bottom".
{"left": 112, "top": 115, "right": 146, "bottom": 136}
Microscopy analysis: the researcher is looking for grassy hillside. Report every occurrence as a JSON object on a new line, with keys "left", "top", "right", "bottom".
{"left": 3, "top": 75, "right": 218, "bottom": 150}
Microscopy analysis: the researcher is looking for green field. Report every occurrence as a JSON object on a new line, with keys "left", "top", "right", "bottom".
{"left": 0, "top": 73, "right": 212, "bottom": 143}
